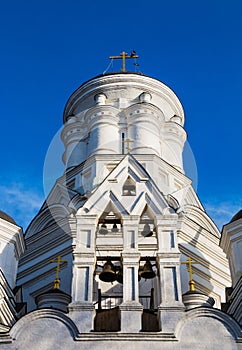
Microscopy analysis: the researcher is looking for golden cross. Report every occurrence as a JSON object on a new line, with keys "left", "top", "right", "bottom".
{"left": 109, "top": 51, "right": 139, "bottom": 72}
{"left": 124, "top": 138, "right": 133, "bottom": 152}
{"left": 50, "top": 255, "right": 68, "bottom": 289}
{"left": 181, "top": 257, "right": 199, "bottom": 291}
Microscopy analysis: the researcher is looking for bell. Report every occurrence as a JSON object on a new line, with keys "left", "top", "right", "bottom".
{"left": 99, "top": 259, "right": 116, "bottom": 283}
{"left": 141, "top": 223, "right": 153, "bottom": 237}
{"left": 139, "top": 258, "right": 156, "bottom": 279}
{"left": 99, "top": 223, "right": 108, "bottom": 235}
{"left": 111, "top": 223, "right": 119, "bottom": 233}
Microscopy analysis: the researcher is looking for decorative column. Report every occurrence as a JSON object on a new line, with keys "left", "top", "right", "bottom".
{"left": 162, "top": 121, "right": 187, "bottom": 172}
{"left": 156, "top": 214, "right": 185, "bottom": 333}
{"left": 119, "top": 217, "right": 143, "bottom": 332}
{"left": 61, "top": 116, "right": 86, "bottom": 169}
{"left": 85, "top": 106, "right": 120, "bottom": 156}
{"left": 68, "top": 215, "right": 97, "bottom": 332}
{"left": 128, "top": 107, "right": 161, "bottom": 156}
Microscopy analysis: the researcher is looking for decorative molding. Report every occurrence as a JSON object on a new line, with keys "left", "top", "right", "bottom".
{"left": 175, "top": 307, "right": 242, "bottom": 341}
{"left": 10, "top": 309, "right": 79, "bottom": 340}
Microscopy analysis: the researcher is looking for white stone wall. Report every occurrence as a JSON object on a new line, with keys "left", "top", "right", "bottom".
{"left": 13, "top": 72, "right": 237, "bottom": 345}
{"left": 1, "top": 308, "right": 240, "bottom": 350}
{"left": 61, "top": 74, "right": 186, "bottom": 172}
{"left": 0, "top": 219, "right": 25, "bottom": 289}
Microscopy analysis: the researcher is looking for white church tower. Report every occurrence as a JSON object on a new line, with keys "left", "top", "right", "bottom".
{"left": 6, "top": 53, "right": 240, "bottom": 349}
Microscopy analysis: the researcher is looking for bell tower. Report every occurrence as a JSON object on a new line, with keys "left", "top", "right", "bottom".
{"left": 54, "top": 61, "right": 228, "bottom": 332}
{"left": 60, "top": 68, "right": 188, "bottom": 332}
{"left": 18, "top": 55, "right": 231, "bottom": 337}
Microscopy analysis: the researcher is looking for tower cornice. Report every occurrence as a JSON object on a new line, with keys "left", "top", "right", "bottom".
{"left": 63, "top": 73, "right": 184, "bottom": 125}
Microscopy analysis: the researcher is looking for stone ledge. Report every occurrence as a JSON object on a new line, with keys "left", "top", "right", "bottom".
{"left": 68, "top": 302, "right": 95, "bottom": 312}
{"left": 74, "top": 332, "right": 178, "bottom": 341}
{"left": 158, "top": 305, "right": 185, "bottom": 312}
{"left": 119, "top": 302, "right": 143, "bottom": 311}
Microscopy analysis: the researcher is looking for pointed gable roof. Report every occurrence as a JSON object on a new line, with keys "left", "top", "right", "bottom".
{"left": 76, "top": 154, "right": 173, "bottom": 219}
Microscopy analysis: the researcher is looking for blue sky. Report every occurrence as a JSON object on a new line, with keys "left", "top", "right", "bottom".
{"left": 0, "top": 0, "right": 241, "bottom": 230}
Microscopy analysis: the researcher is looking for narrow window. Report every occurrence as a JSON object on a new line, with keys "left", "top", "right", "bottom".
{"left": 172, "top": 267, "right": 179, "bottom": 301}
{"left": 121, "top": 132, "right": 125, "bottom": 154}
{"left": 170, "top": 231, "right": 175, "bottom": 248}
{"left": 86, "top": 231, "right": 91, "bottom": 248}
{"left": 131, "top": 267, "right": 135, "bottom": 300}
{"left": 130, "top": 231, "right": 135, "bottom": 248}
{"left": 84, "top": 267, "right": 89, "bottom": 301}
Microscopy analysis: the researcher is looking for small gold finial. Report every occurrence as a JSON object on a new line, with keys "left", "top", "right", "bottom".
{"left": 181, "top": 257, "right": 199, "bottom": 292}
{"left": 50, "top": 256, "right": 67, "bottom": 289}
{"left": 124, "top": 138, "right": 134, "bottom": 153}
{"left": 109, "top": 50, "right": 139, "bottom": 72}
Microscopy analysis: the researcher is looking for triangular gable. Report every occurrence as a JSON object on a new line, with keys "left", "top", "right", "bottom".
{"left": 77, "top": 154, "right": 172, "bottom": 219}
{"left": 80, "top": 191, "right": 129, "bottom": 217}
{"left": 105, "top": 154, "right": 151, "bottom": 184}
{"left": 130, "top": 192, "right": 165, "bottom": 217}
{"left": 98, "top": 199, "right": 127, "bottom": 220}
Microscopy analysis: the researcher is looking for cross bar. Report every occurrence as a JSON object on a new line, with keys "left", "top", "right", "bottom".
{"left": 109, "top": 51, "right": 139, "bottom": 72}
{"left": 50, "top": 255, "right": 68, "bottom": 289}
{"left": 124, "top": 138, "right": 134, "bottom": 152}
{"left": 181, "top": 257, "right": 199, "bottom": 291}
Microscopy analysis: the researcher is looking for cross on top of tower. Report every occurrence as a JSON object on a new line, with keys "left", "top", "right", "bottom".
{"left": 181, "top": 257, "right": 199, "bottom": 292}
{"left": 109, "top": 51, "right": 139, "bottom": 72}
{"left": 124, "top": 138, "right": 134, "bottom": 152}
{"left": 50, "top": 255, "right": 68, "bottom": 289}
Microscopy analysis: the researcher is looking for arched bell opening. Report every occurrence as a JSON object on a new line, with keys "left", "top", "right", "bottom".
{"left": 93, "top": 256, "right": 123, "bottom": 332}
{"left": 138, "top": 206, "right": 157, "bottom": 239}
{"left": 97, "top": 219, "right": 122, "bottom": 235}
{"left": 97, "top": 204, "right": 123, "bottom": 236}
{"left": 122, "top": 176, "right": 136, "bottom": 196}
{"left": 138, "top": 257, "right": 160, "bottom": 331}
{"left": 141, "top": 287, "right": 159, "bottom": 332}
{"left": 93, "top": 256, "right": 160, "bottom": 331}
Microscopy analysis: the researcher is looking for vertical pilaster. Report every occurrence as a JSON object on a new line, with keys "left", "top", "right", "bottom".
{"left": 156, "top": 215, "right": 185, "bottom": 333}
{"left": 120, "top": 252, "right": 143, "bottom": 333}
{"left": 68, "top": 215, "right": 97, "bottom": 332}
{"left": 122, "top": 217, "right": 139, "bottom": 251}
{"left": 120, "top": 218, "right": 143, "bottom": 333}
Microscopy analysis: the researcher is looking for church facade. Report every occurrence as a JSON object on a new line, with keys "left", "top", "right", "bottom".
{"left": 0, "top": 68, "right": 241, "bottom": 349}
